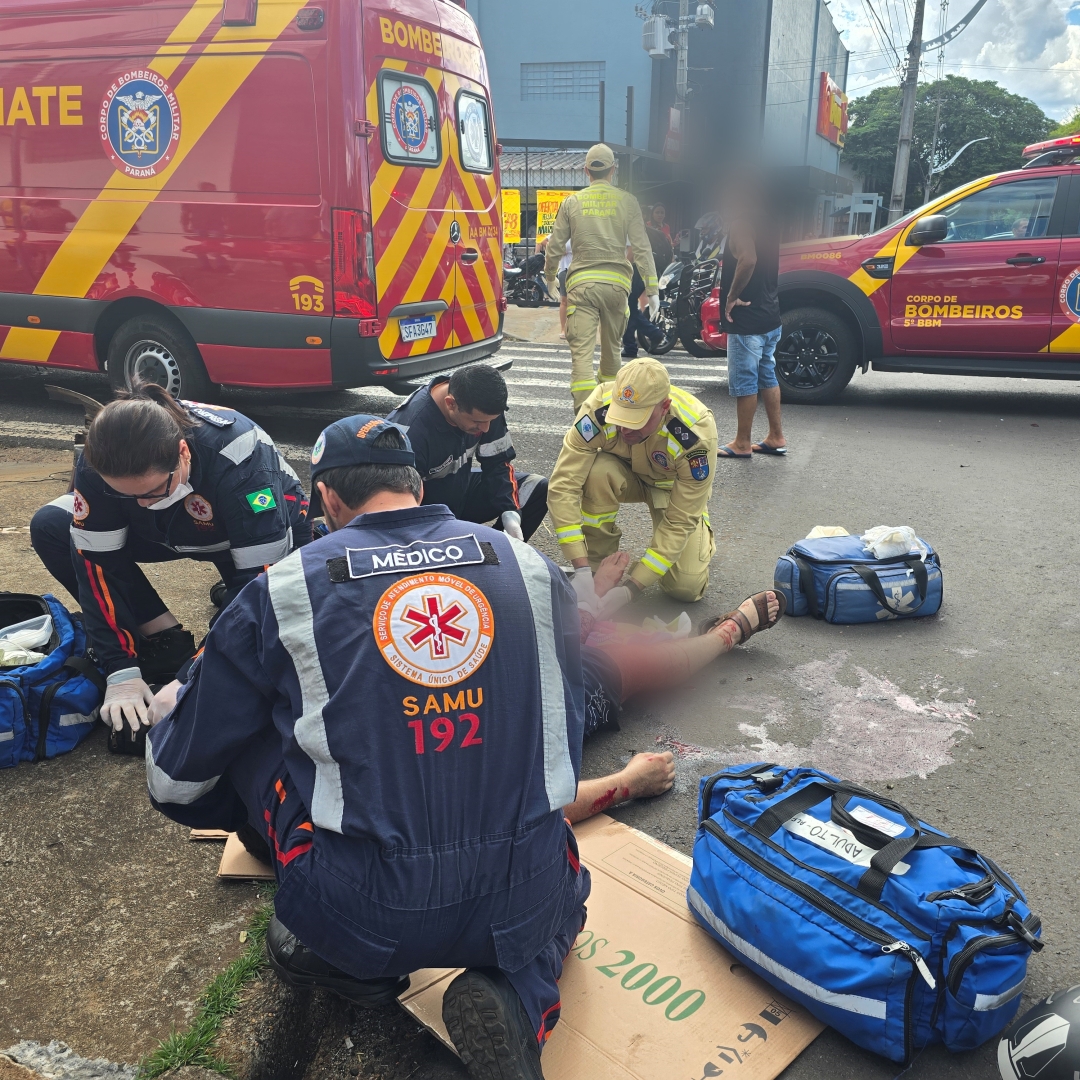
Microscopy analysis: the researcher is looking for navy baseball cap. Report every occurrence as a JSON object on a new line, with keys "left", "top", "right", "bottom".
{"left": 309, "top": 415, "right": 414, "bottom": 484}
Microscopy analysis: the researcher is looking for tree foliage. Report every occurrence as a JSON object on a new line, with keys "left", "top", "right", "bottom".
{"left": 1050, "top": 107, "right": 1080, "bottom": 137}
{"left": 843, "top": 76, "right": 1054, "bottom": 212}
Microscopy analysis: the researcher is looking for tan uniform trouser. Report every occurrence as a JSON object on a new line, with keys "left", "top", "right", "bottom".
{"left": 565, "top": 281, "right": 629, "bottom": 409}
{"left": 581, "top": 454, "right": 715, "bottom": 602}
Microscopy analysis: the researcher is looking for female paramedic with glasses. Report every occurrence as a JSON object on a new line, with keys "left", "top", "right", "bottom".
{"left": 30, "top": 382, "right": 310, "bottom": 737}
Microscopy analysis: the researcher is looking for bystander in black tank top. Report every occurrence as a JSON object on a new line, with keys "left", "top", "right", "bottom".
{"left": 719, "top": 214, "right": 781, "bottom": 336}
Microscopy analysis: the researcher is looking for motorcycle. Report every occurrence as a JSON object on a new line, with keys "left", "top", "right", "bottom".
{"left": 638, "top": 259, "right": 681, "bottom": 355}
{"left": 503, "top": 250, "right": 557, "bottom": 307}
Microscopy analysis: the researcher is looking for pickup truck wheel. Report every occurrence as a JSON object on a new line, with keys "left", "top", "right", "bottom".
{"left": 106, "top": 314, "right": 214, "bottom": 401}
{"left": 775, "top": 307, "right": 858, "bottom": 405}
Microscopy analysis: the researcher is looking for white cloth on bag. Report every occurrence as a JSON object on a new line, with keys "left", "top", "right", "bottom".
{"left": 860, "top": 526, "right": 930, "bottom": 561}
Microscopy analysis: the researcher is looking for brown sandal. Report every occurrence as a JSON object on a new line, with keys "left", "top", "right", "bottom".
{"left": 698, "top": 590, "right": 787, "bottom": 642}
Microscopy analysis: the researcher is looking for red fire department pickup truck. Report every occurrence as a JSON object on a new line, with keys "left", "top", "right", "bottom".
{"left": 0, "top": 0, "right": 505, "bottom": 399}
{"left": 702, "top": 134, "right": 1080, "bottom": 403}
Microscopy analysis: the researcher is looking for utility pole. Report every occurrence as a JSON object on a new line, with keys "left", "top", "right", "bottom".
{"left": 676, "top": 0, "right": 689, "bottom": 102}
{"left": 888, "top": 0, "right": 927, "bottom": 222}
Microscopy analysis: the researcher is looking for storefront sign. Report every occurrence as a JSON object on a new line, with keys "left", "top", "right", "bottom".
{"left": 816, "top": 72, "right": 848, "bottom": 148}
{"left": 536, "top": 189, "right": 574, "bottom": 238}
{"left": 502, "top": 188, "right": 520, "bottom": 244}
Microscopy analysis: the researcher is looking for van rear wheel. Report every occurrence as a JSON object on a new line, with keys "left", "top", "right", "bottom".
{"left": 775, "top": 307, "right": 858, "bottom": 405}
{"left": 106, "top": 314, "right": 214, "bottom": 401}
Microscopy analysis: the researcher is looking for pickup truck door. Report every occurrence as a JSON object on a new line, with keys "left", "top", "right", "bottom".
{"left": 1046, "top": 175, "right": 1080, "bottom": 354}
{"left": 889, "top": 175, "right": 1061, "bottom": 355}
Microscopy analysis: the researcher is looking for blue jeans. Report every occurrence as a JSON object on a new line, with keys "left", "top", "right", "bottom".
{"left": 727, "top": 326, "right": 782, "bottom": 397}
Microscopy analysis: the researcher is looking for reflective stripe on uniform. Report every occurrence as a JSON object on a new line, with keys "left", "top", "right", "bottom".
{"left": 556, "top": 525, "right": 584, "bottom": 545}
{"left": 670, "top": 388, "right": 705, "bottom": 425}
{"left": 571, "top": 379, "right": 598, "bottom": 393}
{"left": 267, "top": 552, "right": 344, "bottom": 832}
{"left": 505, "top": 538, "right": 577, "bottom": 812}
{"left": 597, "top": 371, "right": 616, "bottom": 382}
{"left": 231, "top": 529, "right": 292, "bottom": 570}
{"left": 146, "top": 734, "right": 221, "bottom": 806}
{"left": 581, "top": 510, "right": 617, "bottom": 528}
{"left": 640, "top": 548, "right": 673, "bottom": 577}
{"left": 478, "top": 432, "right": 514, "bottom": 457}
{"left": 567, "top": 268, "right": 631, "bottom": 291}
{"left": 516, "top": 471, "right": 545, "bottom": 504}
{"left": 219, "top": 425, "right": 276, "bottom": 466}
{"left": 173, "top": 541, "right": 231, "bottom": 554}
{"left": 652, "top": 479, "right": 674, "bottom": 490}
{"left": 48, "top": 493, "right": 76, "bottom": 513}
{"left": 71, "top": 525, "right": 128, "bottom": 552}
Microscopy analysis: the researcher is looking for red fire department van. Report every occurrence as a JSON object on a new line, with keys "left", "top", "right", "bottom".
{"left": 701, "top": 135, "right": 1080, "bottom": 403}
{"left": 0, "top": 0, "right": 505, "bottom": 399}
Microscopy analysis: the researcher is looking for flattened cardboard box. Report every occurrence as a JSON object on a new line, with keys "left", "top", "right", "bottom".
{"left": 217, "top": 831, "right": 275, "bottom": 880}
{"left": 403, "top": 815, "right": 823, "bottom": 1079}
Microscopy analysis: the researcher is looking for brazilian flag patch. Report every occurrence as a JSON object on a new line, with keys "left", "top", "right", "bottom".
{"left": 246, "top": 488, "right": 277, "bottom": 513}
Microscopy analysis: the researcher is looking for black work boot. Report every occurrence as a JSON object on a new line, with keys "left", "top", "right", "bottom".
{"left": 266, "top": 916, "right": 409, "bottom": 1008}
{"left": 442, "top": 968, "right": 544, "bottom": 1080}
{"left": 235, "top": 822, "right": 272, "bottom": 865}
{"left": 138, "top": 625, "right": 196, "bottom": 684}
{"left": 209, "top": 581, "right": 228, "bottom": 608}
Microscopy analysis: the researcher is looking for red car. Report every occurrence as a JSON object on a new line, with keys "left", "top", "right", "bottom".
{"left": 701, "top": 134, "right": 1080, "bottom": 403}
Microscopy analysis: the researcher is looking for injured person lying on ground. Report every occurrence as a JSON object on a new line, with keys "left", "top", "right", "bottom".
{"left": 563, "top": 550, "right": 784, "bottom": 824}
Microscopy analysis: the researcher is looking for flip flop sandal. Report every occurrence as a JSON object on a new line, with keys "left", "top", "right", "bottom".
{"left": 718, "top": 446, "right": 752, "bottom": 458}
{"left": 752, "top": 443, "right": 788, "bottom": 456}
{"left": 697, "top": 590, "right": 787, "bottom": 640}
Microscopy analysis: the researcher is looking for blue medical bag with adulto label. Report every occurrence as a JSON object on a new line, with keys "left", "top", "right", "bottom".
{"left": 773, "top": 534, "right": 942, "bottom": 623}
{"left": 0, "top": 593, "right": 105, "bottom": 767}
{"left": 688, "top": 764, "right": 1042, "bottom": 1063}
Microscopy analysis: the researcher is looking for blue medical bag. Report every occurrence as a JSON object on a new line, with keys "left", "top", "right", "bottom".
{"left": 689, "top": 764, "right": 1042, "bottom": 1062}
{"left": 773, "top": 534, "right": 942, "bottom": 623}
{"left": 0, "top": 593, "right": 105, "bottom": 767}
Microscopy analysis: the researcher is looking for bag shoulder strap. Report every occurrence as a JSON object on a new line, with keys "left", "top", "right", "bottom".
{"left": 64, "top": 655, "right": 106, "bottom": 694}
{"left": 852, "top": 558, "right": 929, "bottom": 614}
{"left": 793, "top": 557, "right": 822, "bottom": 619}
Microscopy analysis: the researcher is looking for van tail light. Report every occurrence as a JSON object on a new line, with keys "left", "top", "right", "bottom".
{"left": 332, "top": 208, "right": 378, "bottom": 319}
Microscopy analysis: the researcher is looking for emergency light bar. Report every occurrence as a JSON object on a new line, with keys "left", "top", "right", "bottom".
{"left": 1021, "top": 134, "right": 1080, "bottom": 159}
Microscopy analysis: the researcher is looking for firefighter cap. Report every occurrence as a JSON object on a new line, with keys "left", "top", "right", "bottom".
{"left": 310, "top": 414, "right": 414, "bottom": 484}
{"left": 605, "top": 358, "right": 672, "bottom": 429}
{"left": 586, "top": 143, "right": 615, "bottom": 171}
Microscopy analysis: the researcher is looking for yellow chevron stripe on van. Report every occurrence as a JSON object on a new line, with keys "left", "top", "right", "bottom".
{"left": 0, "top": 0, "right": 307, "bottom": 363}
{"left": 847, "top": 174, "right": 1000, "bottom": 298}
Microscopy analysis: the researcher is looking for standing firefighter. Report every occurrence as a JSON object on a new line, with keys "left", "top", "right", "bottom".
{"left": 544, "top": 144, "right": 659, "bottom": 408}
{"left": 548, "top": 358, "right": 717, "bottom": 618}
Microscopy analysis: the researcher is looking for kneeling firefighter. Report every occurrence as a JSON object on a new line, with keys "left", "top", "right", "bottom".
{"left": 30, "top": 383, "right": 309, "bottom": 735}
{"left": 145, "top": 416, "right": 589, "bottom": 1080}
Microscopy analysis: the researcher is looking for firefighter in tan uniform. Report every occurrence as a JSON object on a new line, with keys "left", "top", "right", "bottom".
{"left": 548, "top": 358, "right": 717, "bottom": 617}
{"left": 544, "top": 144, "right": 659, "bottom": 408}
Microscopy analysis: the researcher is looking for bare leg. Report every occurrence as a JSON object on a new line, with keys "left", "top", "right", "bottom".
{"left": 139, "top": 612, "right": 180, "bottom": 635}
{"left": 564, "top": 752, "right": 676, "bottom": 824}
{"left": 756, "top": 385, "right": 785, "bottom": 449}
{"left": 724, "top": 394, "right": 759, "bottom": 456}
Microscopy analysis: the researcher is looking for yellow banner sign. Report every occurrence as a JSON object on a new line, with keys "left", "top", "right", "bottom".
{"left": 536, "top": 189, "right": 574, "bottom": 238}
{"left": 502, "top": 188, "right": 520, "bottom": 244}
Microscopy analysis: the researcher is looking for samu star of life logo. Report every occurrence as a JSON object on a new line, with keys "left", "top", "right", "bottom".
{"left": 402, "top": 593, "right": 470, "bottom": 660}
{"left": 374, "top": 572, "right": 494, "bottom": 687}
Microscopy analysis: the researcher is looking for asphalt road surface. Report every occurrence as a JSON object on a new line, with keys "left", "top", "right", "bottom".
{"left": 2, "top": 347, "right": 1079, "bottom": 1080}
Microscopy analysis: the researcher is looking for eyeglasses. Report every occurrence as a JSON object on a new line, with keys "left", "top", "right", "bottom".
{"left": 104, "top": 467, "right": 177, "bottom": 501}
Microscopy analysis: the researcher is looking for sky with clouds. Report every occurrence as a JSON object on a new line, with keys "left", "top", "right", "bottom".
{"left": 830, "top": 0, "right": 1080, "bottom": 121}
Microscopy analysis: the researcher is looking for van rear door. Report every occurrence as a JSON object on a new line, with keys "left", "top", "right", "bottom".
{"left": 438, "top": 7, "right": 501, "bottom": 348}
{"left": 365, "top": 4, "right": 456, "bottom": 362}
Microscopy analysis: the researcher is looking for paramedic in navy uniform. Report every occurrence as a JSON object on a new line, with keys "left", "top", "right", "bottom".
{"left": 145, "top": 415, "right": 588, "bottom": 1080}
{"left": 29, "top": 383, "right": 309, "bottom": 734}
{"left": 387, "top": 363, "right": 549, "bottom": 541}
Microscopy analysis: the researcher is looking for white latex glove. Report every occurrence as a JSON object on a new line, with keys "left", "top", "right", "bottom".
{"left": 148, "top": 679, "right": 183, "bottom": 727}
{"left": 648, "top": 294, "right": 660, "bottom": 321}
{"left": 501, "top": 510, "right": 524, "bottom": 541}
{"left": 101, "top": 669, "right": 154, "bottom": 733}
{"left": 598, "top": 584, "right": 634, "bottom": 620}
{"left": 571, "top": 566, "right": 598, "bottom": 612}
